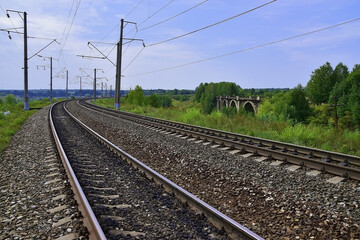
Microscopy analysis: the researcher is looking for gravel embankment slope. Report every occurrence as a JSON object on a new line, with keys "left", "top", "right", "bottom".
{"left": 0, "top": 106, "right": 87, "bottom": 239}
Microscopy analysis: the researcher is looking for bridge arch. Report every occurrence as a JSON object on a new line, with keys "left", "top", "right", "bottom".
{"left": 243, "top": 101, "right": 257, "bottom": 114}
{"left": 216, "top": 96, "right": 261, "bottom": 114}
{"left": 229, "top": 100, "right": 239, "bottom": 111}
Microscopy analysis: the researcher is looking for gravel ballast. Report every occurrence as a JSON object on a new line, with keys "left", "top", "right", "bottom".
{"left": 53, "top": 101, "right": 230, "bottom": 239}
{"left": 67, "top": 101, "right": 360, "bottom": 239}
{"left": 0, "top": 106, "right": 88, "bottom": 239}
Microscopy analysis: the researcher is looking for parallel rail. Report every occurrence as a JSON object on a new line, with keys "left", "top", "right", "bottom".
{"left": 49, "top": 102, "right": 106, "bottom": 240}
{"left": 51, "top": 101, "right": 263, "bottom": 239}
{"left": 78, "top": 99, "right": 360, "bottom": 181}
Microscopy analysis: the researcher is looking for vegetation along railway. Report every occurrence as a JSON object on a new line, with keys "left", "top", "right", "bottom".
{"left": 50, "top": 99, "right": 359, "bottom": 239}
{"left": 50, "top": 101, "right": 262, "bottom": 239}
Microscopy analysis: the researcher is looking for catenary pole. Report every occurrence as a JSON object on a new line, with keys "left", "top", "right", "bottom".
{"left": 115, "top": 19, "right": 124, "bottom": 109}
{"left": 50, "top": 57, "right": 53, "bottom": 103}
{"left": 80, "top": 77, "right": 82, "bottom": 98}
{"left": 66, "top": 70, "right": 69, "bottom": 98}
{"left": 93, "top": 68, "right": 97, "bottom": 102}
{"left": 24, "top": 12, "right": 29, "bottom": 110}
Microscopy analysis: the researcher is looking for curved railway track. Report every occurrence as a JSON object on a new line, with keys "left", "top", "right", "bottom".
{"left": 78, "top": 99, "right": 360, "bottom": 181}
{"left": 50, "top": 101, "right": 262, "bottom": 239}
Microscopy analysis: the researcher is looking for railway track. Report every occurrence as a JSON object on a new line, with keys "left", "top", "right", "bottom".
{"left": 50, "top": 101, "right": 262, "bottom": 239}
{"left": 78, "top": 99, "right": 360, "bottom": 182}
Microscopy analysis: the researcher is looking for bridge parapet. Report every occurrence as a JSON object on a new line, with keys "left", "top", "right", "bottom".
{"left": 216, "top": 96, "right": 261, "bottom": 114}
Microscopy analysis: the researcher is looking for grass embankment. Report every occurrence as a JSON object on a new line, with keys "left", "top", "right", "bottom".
{"left": 0, "top": 98, "right": 58, "bottom": 156}
{"left": 95, "top": 98, "right": 360, "bottom": 156}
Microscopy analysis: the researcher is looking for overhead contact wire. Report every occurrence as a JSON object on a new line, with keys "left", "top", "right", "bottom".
{"left": 146, "top": 0, "right": 277, "bottom": 47}
{"left": 125, "top": 17, "right": 360, "bottom": 77}
{"left": 139, "top": 0, "right": 209, "bottom": 31}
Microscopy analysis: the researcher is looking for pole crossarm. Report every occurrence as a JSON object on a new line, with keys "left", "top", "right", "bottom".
{"left": 77, "top": 55, "right": 106, "bottom": 60}
{"left": 0, "top": 27, "right": 23, "bottom": 32}
{"left": 37, "top": 55, "right": 58, "bottom": 61}
{"left": 54, "top": 67, "right": 67, "bottom": 78}
{"left": 29, "top": 39, "right": 59, "bottom": 60}
{"left": 79, "top": 68, "right": 94, "bottom": 80}
{"left": 123, "top": 38, "right": 145, "bottom": 47}
{"left": 87, "top": 42, "right": 116, "bottom": 66}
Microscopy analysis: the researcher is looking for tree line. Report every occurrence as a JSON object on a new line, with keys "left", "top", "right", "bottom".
{"left": 125, "top": 85, "right": 173, "bottom": 108}
{"left": 193, "top": 62, "right": 360, "bottom": 131}
{"left": 306, "top": 62, "right": 360, "bottom": 129}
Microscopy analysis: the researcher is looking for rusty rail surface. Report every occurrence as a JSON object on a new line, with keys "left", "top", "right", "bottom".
{"left": 78, "top": 99, "right": 360, "bottom": 181}
{"left": 49, "top": 102, "right": 106, "bottom": 240}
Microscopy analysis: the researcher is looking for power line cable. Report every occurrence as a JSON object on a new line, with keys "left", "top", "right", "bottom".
{"left": 124, "top": 0, "right": 176, "bottom": 36}
{"left": 147, "top": 0, "right": 277, "bottom": 47}
{"left": 122, "top": 47, "right": 145, "bottom": 72}
{"left": 81, "top": 0, "right": 144, "bottom": 75}
{"left": 125, "top": 17, "right": 360, "bottom": 77}
{"left": 0, "top": 6, "right": 23, "bottom": 52}
{"left": 58, "top": 0, "right": 82, "bottom": 62}
{"left": 125, "top": 0, "right": 145, "bottom": 19}
{"left": 0, "top": 7, "right": 44, "bottom": 65}
{"left": 58, "top": 0, "right": 75, "bottom": 49}
{"left": 0, "top": 38, "right": 22, "bottom": 67}
{"left": 139, "top": 0, "right": 208, "bottom": 31}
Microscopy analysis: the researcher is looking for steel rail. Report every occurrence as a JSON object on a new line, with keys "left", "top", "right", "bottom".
{"left": 64, "top": 101, "right": 263, "bottom": 240}
{"left": 49, "top": 102, "right": 106, "bottom": 240}
{"left": 78, "top": 100, "right": 360, "bottom": 181}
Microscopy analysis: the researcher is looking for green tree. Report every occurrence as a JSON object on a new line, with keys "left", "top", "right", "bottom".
{"left": 306, "top": 62, "right": 334, "bottom": 104}
{"left": 258, "top": 86, "right": 310, "bottom": 123}
{"left": 195, "top": 82, "right": 241, "bottom": 114}
{"left": 333, "top": 62, "right": 349, "bottom": 83}
{"left": 329, "top": 64, "right": 360, "bottom": 129}
{"left": 148, "top": 94, "right": 159, "bottom": 108}
{"left": 126, "top": 85, "right": 146, "bottom": 106}
{"left": 348, "top": 70, "right": 360, "bottom": 129}
{"left": 158, "top": 95, "right": 172, "bottom": 107}
{"left": 286, "top": 84, "right": 311, "bottom": 123}
{"left": 4, "top": 94, "right": 17, "bottom": 106}
{"left": 202, "top": 83, "right": 218, "bottom": 114}
{"left": 194, "top": 83, "right": 206, "bottom": 102}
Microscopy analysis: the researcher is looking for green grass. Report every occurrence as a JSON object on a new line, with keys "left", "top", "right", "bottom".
{"left": 94, "top": 98, "right": 360, "bottom": 156}
{"left": 0, "top": 98, "right": 62, "bottom": 156}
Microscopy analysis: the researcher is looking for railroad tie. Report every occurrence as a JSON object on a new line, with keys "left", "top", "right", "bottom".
{"left": 327, "top": 176, "right": 345, "bottom": 184}
{"left": 306, "top": 170, "right": 321, "bottom": 177}
{"left": 211, "top": 144, "right": 221, "bottom": 149}
{"left": 287, "top": 165, "right": 301, "bottom": 172}
{"left": 270, "top": 160, "right": 283, "bottom": 166}
{"left": 241, "top": 153, "right": 254, "bottom": 158}
{"left": 254, "top": 156, "right": 268, "bottom": 162}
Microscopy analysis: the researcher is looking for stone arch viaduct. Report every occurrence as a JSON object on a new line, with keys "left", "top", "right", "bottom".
{"left": 216, "top": 96, "right": 261, "bottom": 114}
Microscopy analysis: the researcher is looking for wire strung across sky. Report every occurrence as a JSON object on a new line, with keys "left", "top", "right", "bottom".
{"left": 58, "top": 0, "right": 75, "bottom": 51}
{"left": 121, "top": 0, "right": 277, "bottom": 71}
{"left": 124, "top": 17, "right": 360, "bottom": 78}
{"left": 58, "top": 0, "right": 82, "bottom": 64}
{"left": 124, "top": 0, "right": 176, "bottom": 36}
{"left": 139, "top": 0, "right": 209, "bottom": 31}
{"left": 82, "top": 0, "right": 177, "bottom": 77}
{"left": 146, "top": 0, "right": 277, "bottom": 47}
{"left": 125, "top": 0, "right": 145, "bottom": 19}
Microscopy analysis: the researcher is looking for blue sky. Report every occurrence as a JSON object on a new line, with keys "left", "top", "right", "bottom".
{"left": 0, "top": 0, "right": 359, "bottom": 90}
